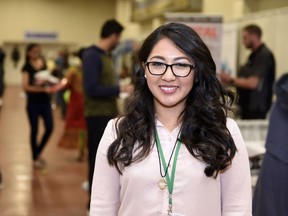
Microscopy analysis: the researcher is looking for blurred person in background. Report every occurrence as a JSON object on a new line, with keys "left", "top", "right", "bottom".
{"left": 21, "top": 43, "right": 64, "bottom": 169}
{"left": 220, "top": 24, "right": 275, "bottom": 119}
{"left": 82, "top": 19, "right": 133, "bottom": 212}
{"left": 58, "top": 48, "right": 86, "bottom": 161}
{"left": 53, "top": 49, "right": 69, "bottom": 119}
{"left": 252, "top": 73, "right": 288, "bottom": 216}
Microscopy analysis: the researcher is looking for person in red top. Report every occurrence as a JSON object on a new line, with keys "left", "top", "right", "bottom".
{"left": 58, "top": 49, "right": 86, "bottom": 161}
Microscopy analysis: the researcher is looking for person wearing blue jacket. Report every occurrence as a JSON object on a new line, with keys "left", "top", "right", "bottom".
{"left": 252, "top": 73, "right": 288, "bottom": 216}
{"left": 82, "top": 19, "right": 133, "bottom": 212}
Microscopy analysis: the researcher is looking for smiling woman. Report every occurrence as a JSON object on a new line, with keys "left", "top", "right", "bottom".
{"left": 143, "top": 37, "right": 195, "bottom": 116}
{"left": 90, "top": 22, "right": 252, "bottom": 216}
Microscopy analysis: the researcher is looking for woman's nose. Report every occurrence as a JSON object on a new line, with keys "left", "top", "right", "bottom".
{"left": 161, "top": 66, "right": 176, "bottom": 81}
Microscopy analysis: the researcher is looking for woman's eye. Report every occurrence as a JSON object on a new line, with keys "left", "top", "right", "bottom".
{"left": 174, "top": 63, "right": 190, "bottom": 69}
{"left": 151, "top": 62, "right": 165, "bottom": 67}
{"left": 150, "top": 62, "right": 166, "bottom": 68}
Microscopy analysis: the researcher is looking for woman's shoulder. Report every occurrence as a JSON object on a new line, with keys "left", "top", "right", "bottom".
{"left": 225, "top": 117, "right": 247, "bottom": 151}
{"left": 106, "top": 117, "right": 124, "bottom": 131}
{"left": 21, "top": 62, "right": 31, "bottom": 72}
{"left": 226, "top": 117, "right": 237, "bottom": 126}
{"left": 226, "top": 117, "right": 241, "bottom": 136}
{"left": 226, "top": 117, "right": 237, "bottom": 128}
{"left": 98, "top": 117, "right": 124, "bottom": 151}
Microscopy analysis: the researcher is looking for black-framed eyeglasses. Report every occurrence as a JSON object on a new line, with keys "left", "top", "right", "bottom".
{"left": 144, "top": 61, "right": 195, "bottom": 77}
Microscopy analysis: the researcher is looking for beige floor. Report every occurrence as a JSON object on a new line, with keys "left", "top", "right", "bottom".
{"left": 0, "top": 86, "right": 88, "bottom": 216}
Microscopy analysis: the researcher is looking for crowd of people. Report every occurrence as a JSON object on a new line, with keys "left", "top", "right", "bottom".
{"left": 0, "top": 19, "right": 287, "bottom": 216}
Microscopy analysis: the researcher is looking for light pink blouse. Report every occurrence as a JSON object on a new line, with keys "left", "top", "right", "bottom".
{"left": 90, "top": 118, "right": 252, "bottom": 216}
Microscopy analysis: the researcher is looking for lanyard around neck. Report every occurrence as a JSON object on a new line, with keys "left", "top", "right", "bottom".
{"left": 155, "top": 129, "right": 181, "bottom": 210}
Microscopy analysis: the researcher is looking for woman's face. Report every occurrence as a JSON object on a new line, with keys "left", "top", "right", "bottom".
{"left": 28, "top": 46, "right": 41, "bottom": 60}
{"left": 144, "top": 37, "right": 195, "bottom": 112}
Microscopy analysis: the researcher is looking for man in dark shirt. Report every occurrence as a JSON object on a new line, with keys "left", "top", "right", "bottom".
{"left": 220, "top": 24, "right": 275, "bottom": 119}
{"left": 82, "top": 19, "right": 133, "bottom": 212}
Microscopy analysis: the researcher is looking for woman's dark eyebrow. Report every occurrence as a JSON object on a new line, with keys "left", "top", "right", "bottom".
{"left": 149, "top": 56, "right": 191, "bottom": 62}
{"left": 149, "top": 55, "right": 165, "bottom": 61}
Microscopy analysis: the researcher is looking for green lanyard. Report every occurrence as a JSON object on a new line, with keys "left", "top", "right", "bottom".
{"left": 155, "top": 129, "right": 181, "bottom": 214}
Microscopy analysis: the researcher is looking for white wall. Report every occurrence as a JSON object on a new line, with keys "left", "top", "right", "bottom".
{"left": 244, "top": 0, "right": 288, "bottom": 13}
{"left": 203, "top": 0, "right": 244, "bottom": 21}
{"left": 0, "top": 0, "right": 116, "bottom": 45}
{"left": 115, "top": 0, "right": 142, "bottom": 40}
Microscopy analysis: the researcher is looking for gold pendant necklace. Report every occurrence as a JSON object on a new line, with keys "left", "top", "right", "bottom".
{"left": 158, "top": 178, "right": 167, "bottom": 190}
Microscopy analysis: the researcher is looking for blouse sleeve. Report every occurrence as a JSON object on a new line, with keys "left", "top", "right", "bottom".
{"left": 221, "top": 118, "right": 252, "bottom": 216}
{"left": 90, "top": 119, "right": 120, "bottom": 216}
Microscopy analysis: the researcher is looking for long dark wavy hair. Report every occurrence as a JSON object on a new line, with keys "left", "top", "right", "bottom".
{"left": 108, "top": 22, "right": 236, "bottom": 178}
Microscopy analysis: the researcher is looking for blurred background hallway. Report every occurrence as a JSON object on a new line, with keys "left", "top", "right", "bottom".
{"left": 0, "top": 85, "right": 88, "bottom": 216}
